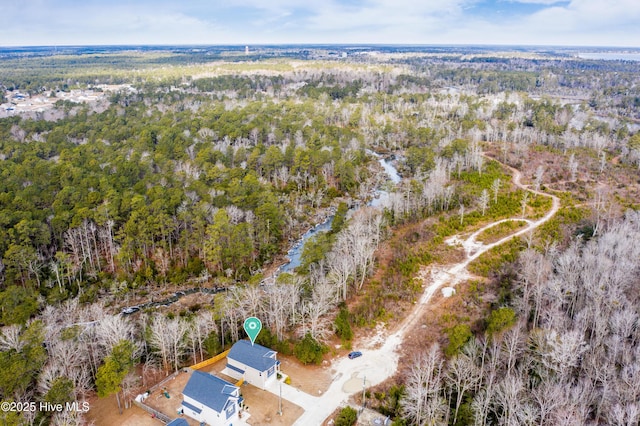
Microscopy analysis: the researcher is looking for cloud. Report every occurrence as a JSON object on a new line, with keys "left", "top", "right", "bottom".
{"left": 515, "top": 0, "right": 640, "bottom": 44}
{"left": 238, "top": 0, "right": 481, "bottom": 43}
{"left": 0, "top": 0, "right": 638, "bottom": 46}
{"left": 508, "top": 0, "right": 567, "bottom": 4}
{"left": 0, "top": 2, "right": 229, "bottom": 45}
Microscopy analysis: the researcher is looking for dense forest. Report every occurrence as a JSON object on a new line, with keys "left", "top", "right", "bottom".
{"left": 1, "top": 47, "right": 639, "bottom": 425}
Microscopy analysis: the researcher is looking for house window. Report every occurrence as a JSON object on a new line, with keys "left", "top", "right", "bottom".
{"left": 226, "top": 402, "right": 236, "bottom": 419}
{"left": 267, "top": 366, "right": 275, "bottom": 377}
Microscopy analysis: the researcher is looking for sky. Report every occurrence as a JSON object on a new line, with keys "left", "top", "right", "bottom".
{"left": 1, "top": 0, "right": 639, "bottom": 47}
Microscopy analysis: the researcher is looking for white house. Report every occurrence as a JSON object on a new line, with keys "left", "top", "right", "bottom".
{"left": 224, "top": 340, "right": 280, "bottom": 389}
{"left": 181, "top": 371, "right": 241, "bottom": 426}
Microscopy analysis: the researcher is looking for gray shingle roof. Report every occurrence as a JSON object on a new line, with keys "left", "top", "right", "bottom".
{"left": 228, "top": 340, "right": 278, "bottom": 372}
{"left": 182, "top": 371, "right": 238, "bottom": 412}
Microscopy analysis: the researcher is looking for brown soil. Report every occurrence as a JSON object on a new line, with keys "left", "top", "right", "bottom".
{"left": 85, "top": 394, "right": 164, "bottom": 426}
{"left": 87, "top": 369, "right": 203, "bottom": 426}
{"left": 277, "top": 354, "right": 332, "bottom": 395}
{"left": 242, "top": 384, "right": 304, "bottom": 426}
{"left": 87, "top": 360, "right": 310, "bottom": 426}
{"left": 84, "top": 349, "right": 331, "bottom": 426}
{"left": 487, "top": 144, "right": 638, "bottom": 212}
{"left": 144, "top": 370, "right": 193, "bottom": 420}
{"left": 403, "top": 275, "right": 491, "bottom": 356}
{"left": 199, "top": 357, "right": 311, "bottom": 425}
{"left": 363, "top": 272, "right": 496, "bottom": 416}
{"left": 348, "top": 215, "right": 468, "bottom": 338}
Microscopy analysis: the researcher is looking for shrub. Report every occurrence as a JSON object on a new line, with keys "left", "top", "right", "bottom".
{"left": 486, "top": 307, "right": 516, "bottom": 338}
{"left": 255, "top": 327, "right": 292, "bottom": 355}
{"left": 445, "top": 324, "right": 473, "bottom": 357}
{"left": 334, "top": 306, "right": 353, "bottom": 342}
{"left": 294, "top": 333, "right": 328, "bottom": 365}
{"left": 335, "top": 406, "right": 358, "bottom": 426}
{"left": 203, "top": 331, "right": 222, "bottom": 357}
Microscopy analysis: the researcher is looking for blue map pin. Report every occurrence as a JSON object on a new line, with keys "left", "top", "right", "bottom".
{"left": 243, "top": 317, "right": 262, "bottom": 346}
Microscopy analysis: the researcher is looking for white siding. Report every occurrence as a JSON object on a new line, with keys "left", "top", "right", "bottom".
{"left": 244, "top": 365, "right": 264, "bottom": 388}
{"left": 182, "top": 395, "right": 239, "bottom": 426}
{"left": 226, "top": 346, "right": 280, "bottom": 390}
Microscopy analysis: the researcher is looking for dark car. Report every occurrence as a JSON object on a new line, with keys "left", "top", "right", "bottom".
{"left": 348, "top": 351, "right": 363, "bottom": 359}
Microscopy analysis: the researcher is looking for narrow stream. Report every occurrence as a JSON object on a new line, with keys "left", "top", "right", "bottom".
{"left": 279, "top": 217, "right": 335, "bottom": 273}
{"left": 376, "top": 155, "right": 402, "bottom": 184}
{"left": 278, "top": 151, "right": 401, "bottom": 273}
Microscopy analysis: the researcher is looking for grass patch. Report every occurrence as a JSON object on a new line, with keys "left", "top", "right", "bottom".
{"left": 534, "top": 205, "right": 589, "bottom": 245}
{"left": 527, "top": 193, "right": 553, "bottom": 219}
{"left": 468, "top": 237, "right": 525, "bottom": 277}
{"left": 475, "top": 220, "right": 529, "bottom": 244}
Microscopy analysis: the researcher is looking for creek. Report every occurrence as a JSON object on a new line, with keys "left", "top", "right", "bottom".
{"left": 278, "top": 152, "right": 401, "bottom": 273}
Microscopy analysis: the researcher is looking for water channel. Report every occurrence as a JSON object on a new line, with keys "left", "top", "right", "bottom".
{"left": 278, "top": 151, "right": 401, "bottom": 273}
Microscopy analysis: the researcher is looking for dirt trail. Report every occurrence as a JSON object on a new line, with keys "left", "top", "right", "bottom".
{"left": 275, "top": 157, "right": 560, "bottom": 425}
{"left": 396, "top": 156, "right": 560, "bottom": 337}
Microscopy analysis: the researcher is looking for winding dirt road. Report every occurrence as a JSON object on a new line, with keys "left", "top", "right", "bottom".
{"left": 398, "top": 157, "right": 560, "bottom": 337}
{"left": 271, "top": 157, "right": 561, "bottom": 425}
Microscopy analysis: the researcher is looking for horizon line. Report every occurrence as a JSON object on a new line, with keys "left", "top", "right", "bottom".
{"left": 1, "top": 43, "right": 640, "bottom": 50}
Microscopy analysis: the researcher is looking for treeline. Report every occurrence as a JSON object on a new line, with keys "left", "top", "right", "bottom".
{"left": 2, "top": 48, "right": 640, "bottom": 426}
{"left": 433, "top": 68, "right": 539, "bottom": 93}
{"left": 0, "top": 297, "right": 228, "bottom": 424}
{"left": 0, "top": 93, "right": 369, "bottom": 324}
{"left": 191, "top": 75, "right": 284, "bottom": 97}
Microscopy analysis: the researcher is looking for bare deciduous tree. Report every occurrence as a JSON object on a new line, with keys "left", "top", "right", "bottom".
{"left": 568, "top": 153, "right": 579, "bottom": 181}
{"left": 149, "top": 315, "right": 187, "bottom": 371}
{"left": 0, "top": 324, "right": 24, "bottom": 351}
{"left": 402, "top": 345, "right": 446, "bottom": 426}
{"left": 534, "top": 165, "right": 545, "bottom": 192}
{"left": 446, "top": 354, "right": 479, "bottom": 425}
{"left": 521, "top": 191, "right": 529, "bottom": 218}
{"left": 478, "top": 189, "right": 489, "bottom": 216}
{"left": 186, "top": 311, "right": 217, "bottom": 364}
{"left": 300, "top": 280, "right": 335, "bottom": 341}
{"left": 491, "top": 178, "right": 501, "bottom": 204}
